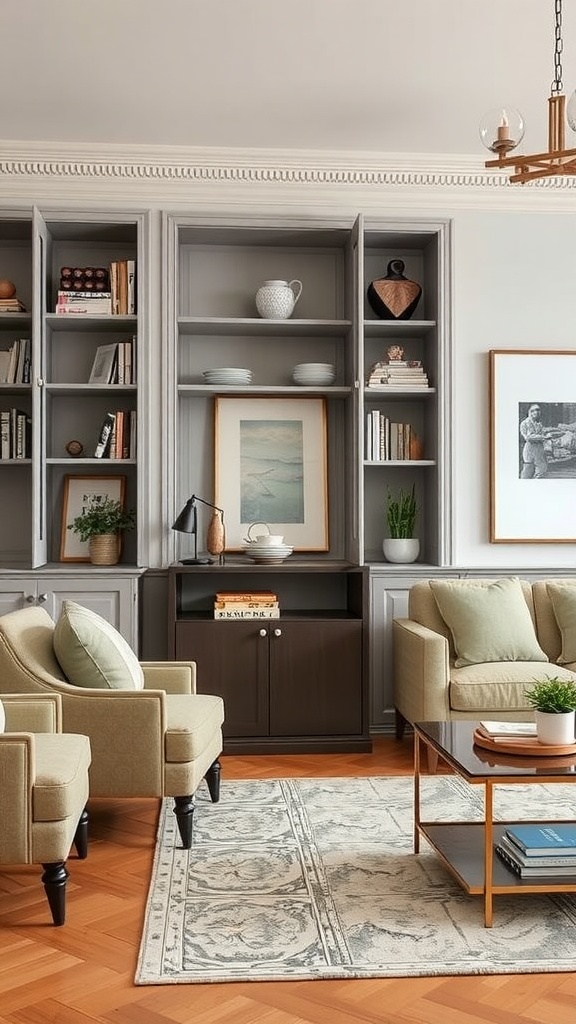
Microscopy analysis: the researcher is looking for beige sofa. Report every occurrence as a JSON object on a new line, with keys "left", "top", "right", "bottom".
{"left": 393, "top": 577, "right": 576, "bottom": 734}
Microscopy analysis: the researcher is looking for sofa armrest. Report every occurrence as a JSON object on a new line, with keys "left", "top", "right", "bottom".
{"left": 0, "top": 732, "right": 34, "bottom": 861}
{"left": 393, "top": 618, "right": 451, "bottom": 723}
{"left": 141, "top": 661, "right": 196, "bottom": 694}
{"left": 1, "top": 693, "right": 62, "bottom": 734}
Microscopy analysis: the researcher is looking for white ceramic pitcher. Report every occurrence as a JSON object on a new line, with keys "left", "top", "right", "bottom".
{"left": 255, "top": 279, "right": 303, "bottom": 320}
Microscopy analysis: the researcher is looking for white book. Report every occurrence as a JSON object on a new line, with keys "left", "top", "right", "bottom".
{"left": 214, "top": 608, "right": 280, "bottom": 619}
{"left": 479, "top": 721, "right": 537, "bottom": 737}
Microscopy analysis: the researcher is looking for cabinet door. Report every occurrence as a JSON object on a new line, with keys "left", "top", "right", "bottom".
{"left": 269, "top": 620, "right": 363, "bottom": 737}
{"left": 175, "top": 620, "right": 269, "bottom": 736}
{"left": 0, "top": 580, "right": 37, "bottom": 616}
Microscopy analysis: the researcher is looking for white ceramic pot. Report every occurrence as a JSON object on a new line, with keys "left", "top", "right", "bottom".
{"left": 535, "top": 709, "right": 576, "bottom": 745}
{"left": 382, "top": 538, "right": 420, "bottom": 564}
{"left": 255, "top": 279, "right": 302, "bottom": 320}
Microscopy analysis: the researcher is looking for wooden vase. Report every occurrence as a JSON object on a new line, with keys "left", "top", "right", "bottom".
{"left": 367, "top": 259, "right": 422, "bottom": 320}
{"left": 206, "top": 510, "right": 225, "bottom": 557}
{"left": 89, "top": 533, "right": 120, "bottom": 566}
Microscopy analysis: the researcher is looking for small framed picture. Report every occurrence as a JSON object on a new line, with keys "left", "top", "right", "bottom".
{"left": 89, "top": 344, "right": 117, "bottom": 384}
{"left": 60, "top": 474, "right": 126, "bottom": 562}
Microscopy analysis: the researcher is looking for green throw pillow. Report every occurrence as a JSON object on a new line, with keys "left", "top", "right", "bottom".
{"left": 547, "top": 583, "right": 576, "bottom": 665}
{"left": 429, "top": 577, "right": 548, "bottom": 668}
{"left": 53, "top": 600, "right": 144, "bottom": 690}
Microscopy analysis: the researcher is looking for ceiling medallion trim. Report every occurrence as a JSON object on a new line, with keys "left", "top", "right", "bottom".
{"left": 1, "top": 154, "right": 575, "bottom": 189}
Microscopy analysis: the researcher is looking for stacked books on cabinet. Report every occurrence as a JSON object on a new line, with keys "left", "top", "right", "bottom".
{"left": 213, "top": 591, "right": 280, "bottom": 619}
{"left": 94, "top": 410, "right": 136, "bottom": 459}
{"left": 495, "top": 824, "right": 576, "bottom": 878}
{"left": 0, "top": 408, "right": 31, "bottom": 459}
{"left": 0, "top": 339, "right": 31, "bottom": 384}
{"left": 366, "top": 359, "right": 429, "bottom": 390}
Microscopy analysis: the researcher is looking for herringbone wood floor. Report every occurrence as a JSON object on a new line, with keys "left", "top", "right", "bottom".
{"left": 1, "top": 736, "right": 575, "bottom": 1024}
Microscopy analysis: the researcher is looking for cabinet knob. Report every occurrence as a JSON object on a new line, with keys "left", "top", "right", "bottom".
{"left": 38, "top": 593, "right": 48, "bottom": 603}
{"left": 25, "top": 594, "right": 35, "bottom": 604}
{"left": 259, "top": 628, "right": 267, "bottom": 638}
{"left": 273, "top": 628, "right": 282, "bottom": 637}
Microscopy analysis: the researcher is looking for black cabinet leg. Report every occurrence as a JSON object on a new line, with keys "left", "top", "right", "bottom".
{"left": 42, "top": 862, "right": 68, "bottom": 926}
{"left": 73, "top": 807, "right": 89, "bottom": 860}
{"left": 173, "top": 795, "right": 194, "bottom": 849}
{"left": 205, "top": 758, "right": 221, "bottom": 803}
{"left": 395, "top": 708, "right": 408, "bottom": 740}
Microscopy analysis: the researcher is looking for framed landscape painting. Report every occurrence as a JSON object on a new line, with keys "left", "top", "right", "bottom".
{"left": 490, "top": 349, "right": 576, "bottom": 542}
{"left": 60, "top": 474, "right": 126, "bottom": 562}
{"left": 215, "top": 397, "right": 329, "bottom": 550}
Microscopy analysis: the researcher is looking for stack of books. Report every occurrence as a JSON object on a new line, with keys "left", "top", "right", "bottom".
{"left": 0, "top": 408, "right": 32, "bottom": 459}
{"left": 495, "top": 823, "right": 576, "bottom": 878}
{"left": 56, "top": 290, "right": 112, "bottom": 315}
{"left": 94, "top": 410, "right": 136, "bottom": 459}
{"left": 0, "top": 295, "right": 26, "bottom": 313}
{"left": 213, "top": 591, "right": 279, "bottom": 619}
{"left": 366, "top": 359, "right": 429, "bottom": 390}
{"left": 365, "top": 410, "right": 419, "bottom": 461}
{"left": 110, "top": 260, "right": 136, "bottom": 315}
{"left": 0, "top": 339, "right": 31, "bottom": 384}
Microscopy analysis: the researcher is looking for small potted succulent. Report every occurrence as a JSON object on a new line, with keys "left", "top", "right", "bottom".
{"left": 525, "top": 676, "right": 576, "bottom": 745}
{"left": 68, "top": 496, "right": 136, "bottom": 565}
{"left": 383, "top": 485, "right": 419, "bottom": 563}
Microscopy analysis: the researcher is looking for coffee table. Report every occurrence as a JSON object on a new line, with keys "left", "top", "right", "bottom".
{"left": 414, "top": 720, "right": 576, "bottom": 927}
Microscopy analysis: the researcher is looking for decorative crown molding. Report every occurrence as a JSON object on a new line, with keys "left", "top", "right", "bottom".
{"left": 1, "top": 140, "right": 575, "bottom": 190}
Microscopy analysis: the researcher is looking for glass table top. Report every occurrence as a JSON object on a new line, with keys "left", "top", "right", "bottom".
{"left": 415, "top": 720, "right": 576, "bottom": 778}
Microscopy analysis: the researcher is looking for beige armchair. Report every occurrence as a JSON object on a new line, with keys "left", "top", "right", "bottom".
{"left": 0, "top": 606, "right": 225, "bottom": 849}
{"left": 0, "top": 693, "right": 91, "bottom": 925}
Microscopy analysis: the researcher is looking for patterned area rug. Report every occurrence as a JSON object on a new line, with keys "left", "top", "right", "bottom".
{"left": 136, "top": 776, "right": 576, "bottom": 983}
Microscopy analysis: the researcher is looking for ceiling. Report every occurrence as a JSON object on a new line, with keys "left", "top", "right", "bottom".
{"left": 4, "top": 0, "right": 576, "bottom": 159}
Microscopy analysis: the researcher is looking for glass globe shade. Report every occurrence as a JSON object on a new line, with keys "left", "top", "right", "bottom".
{"left": 479, "top": 107, "right": 525, "bottom": 155}
{"left": 566, "top": 89, "right": 576, "bottom": 132}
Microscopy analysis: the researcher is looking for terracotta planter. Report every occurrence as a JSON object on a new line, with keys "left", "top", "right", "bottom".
{"left": 89, "top": 533, "right": 120, "bottom": 566}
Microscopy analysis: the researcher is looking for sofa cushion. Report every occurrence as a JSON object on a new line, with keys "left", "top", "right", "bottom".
{"left": 53, "top": 601, "right": 144, "bottom": 690}
{"left": 448, "top": 661, "right": 575, "bottom": 712}
{"left": 164, "top": 693, "right": 225, "bottom": 763}
{"left": 547, "top": 582, "right": 576, "bottom": 664}
{"left": 429, "top": 577, "right": 548, "bottom": 669}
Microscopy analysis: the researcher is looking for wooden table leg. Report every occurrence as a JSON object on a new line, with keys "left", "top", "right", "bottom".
{"left": 483, "top": 780, "right": 494, "bottom": 928}
{"left": 414, "top": 731, "right": 421, "bottom": 853}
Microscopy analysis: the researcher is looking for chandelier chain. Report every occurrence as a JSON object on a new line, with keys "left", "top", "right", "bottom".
{"left": 552, "top": 0, "right": 564, "bottom": 94}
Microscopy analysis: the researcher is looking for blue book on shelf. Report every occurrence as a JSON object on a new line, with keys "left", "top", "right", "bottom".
{"left": 506, "top": 823, "right": 576, "bottom": 856}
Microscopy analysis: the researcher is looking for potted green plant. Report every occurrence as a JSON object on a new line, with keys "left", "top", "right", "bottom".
{"left": 383, "top": 485, "right": 419, "bottom": 563}
{"left": 68, "top": 496, "right": 136, "bottom": 565}
{"left": 525, "top": 676, "right": 576, "bottom": 745}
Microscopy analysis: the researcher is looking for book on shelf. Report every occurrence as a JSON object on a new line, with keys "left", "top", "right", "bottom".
{"left": 0, "top": 297, "right": 26, "bottom": 312}
{"left": 495, "top": 842, "right": 576, "bottom": 878}
{"left": 497, "top": 832, "right": 576, "bottom": 868}
{"left": 0, "top": 410, "right": 10, "bottom": 459}
{"left": 505, "top": 823, "right": 576, "bottom": 856}
{"left": 56, "top": 290, "right": 112, "bottom": 315}
{"left": 214, "top": 591, "right": 278, "bottom": 602}
{"left": 213, "top": 607, "right": 280, "bottom": 619}
{"left": 94, "top": 412, "right": 115, "bottom": 458}
{"left": 110, "top": 260, "right": 136, "bottom": 315}
{"left": 478, "top": 721, "right": 537, "bottom": 738}
{"left": 0, "top": 408, "right": 31, "bottom": 460}
{"left": 0, "top": 339, "right": 31, "bottom": 384}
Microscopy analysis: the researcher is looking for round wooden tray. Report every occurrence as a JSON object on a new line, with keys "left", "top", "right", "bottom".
{"left": 473, "top": 728, "right": 576, "bottom": 757}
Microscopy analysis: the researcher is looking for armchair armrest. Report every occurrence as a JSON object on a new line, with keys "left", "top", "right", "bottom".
{"left": 393, "top": 618, "right": 451, "bottom": 723}
{"left": 141, "top": 661, "right": 195, "bottom": 694}
{"left": 2, "top": 693, "right": 62, "bottom": 733}
{"left": 0, "top": 732, "right": 34, "bottom": 861}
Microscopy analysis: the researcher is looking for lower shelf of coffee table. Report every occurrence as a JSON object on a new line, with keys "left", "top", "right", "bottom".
{"left": 420, "top": 822, "right": 576, "bottom": 894}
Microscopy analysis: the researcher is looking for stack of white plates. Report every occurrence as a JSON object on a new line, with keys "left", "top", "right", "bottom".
{"left": 241, "top": 542, "right": 294, "bottom": 565}
{"left": 203, "top": 367, "right": 253, "bottom": 385}
{"left": 292, "top": 362, "right": 335, "bottom": 386}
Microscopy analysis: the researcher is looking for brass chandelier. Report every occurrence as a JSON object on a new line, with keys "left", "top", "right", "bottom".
{"left": 480, "top": 0, "right": 576, "bottom": 183}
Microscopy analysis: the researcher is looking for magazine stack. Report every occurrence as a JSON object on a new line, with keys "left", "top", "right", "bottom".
{"left": 495, "top": 823, "right": 576, "bottom": 878}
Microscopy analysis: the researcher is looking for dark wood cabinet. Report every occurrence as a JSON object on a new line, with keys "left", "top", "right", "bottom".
{"left": 169, "top": 563, "right": 370, "bottom": 753}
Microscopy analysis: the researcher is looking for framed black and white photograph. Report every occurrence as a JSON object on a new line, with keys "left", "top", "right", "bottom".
{"left": 60, "top": 474, "right": 126, "bottom": 561}
{"left": 89, "top": 344, "right": 117, "bottom": 384}
{"left": 214, "top": 397, "right": 329, "bottom": 550}
{"left": 490, "top": 349, "right": 576, "bottom": 542}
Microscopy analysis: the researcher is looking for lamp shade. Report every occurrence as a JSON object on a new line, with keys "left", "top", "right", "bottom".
{"left": 172, "top": 498, "right": 197, "bottom": 534}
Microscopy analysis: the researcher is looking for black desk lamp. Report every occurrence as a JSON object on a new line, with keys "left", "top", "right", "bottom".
{"left": 172, "top": 494, "right": 225, "bottom": 565}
